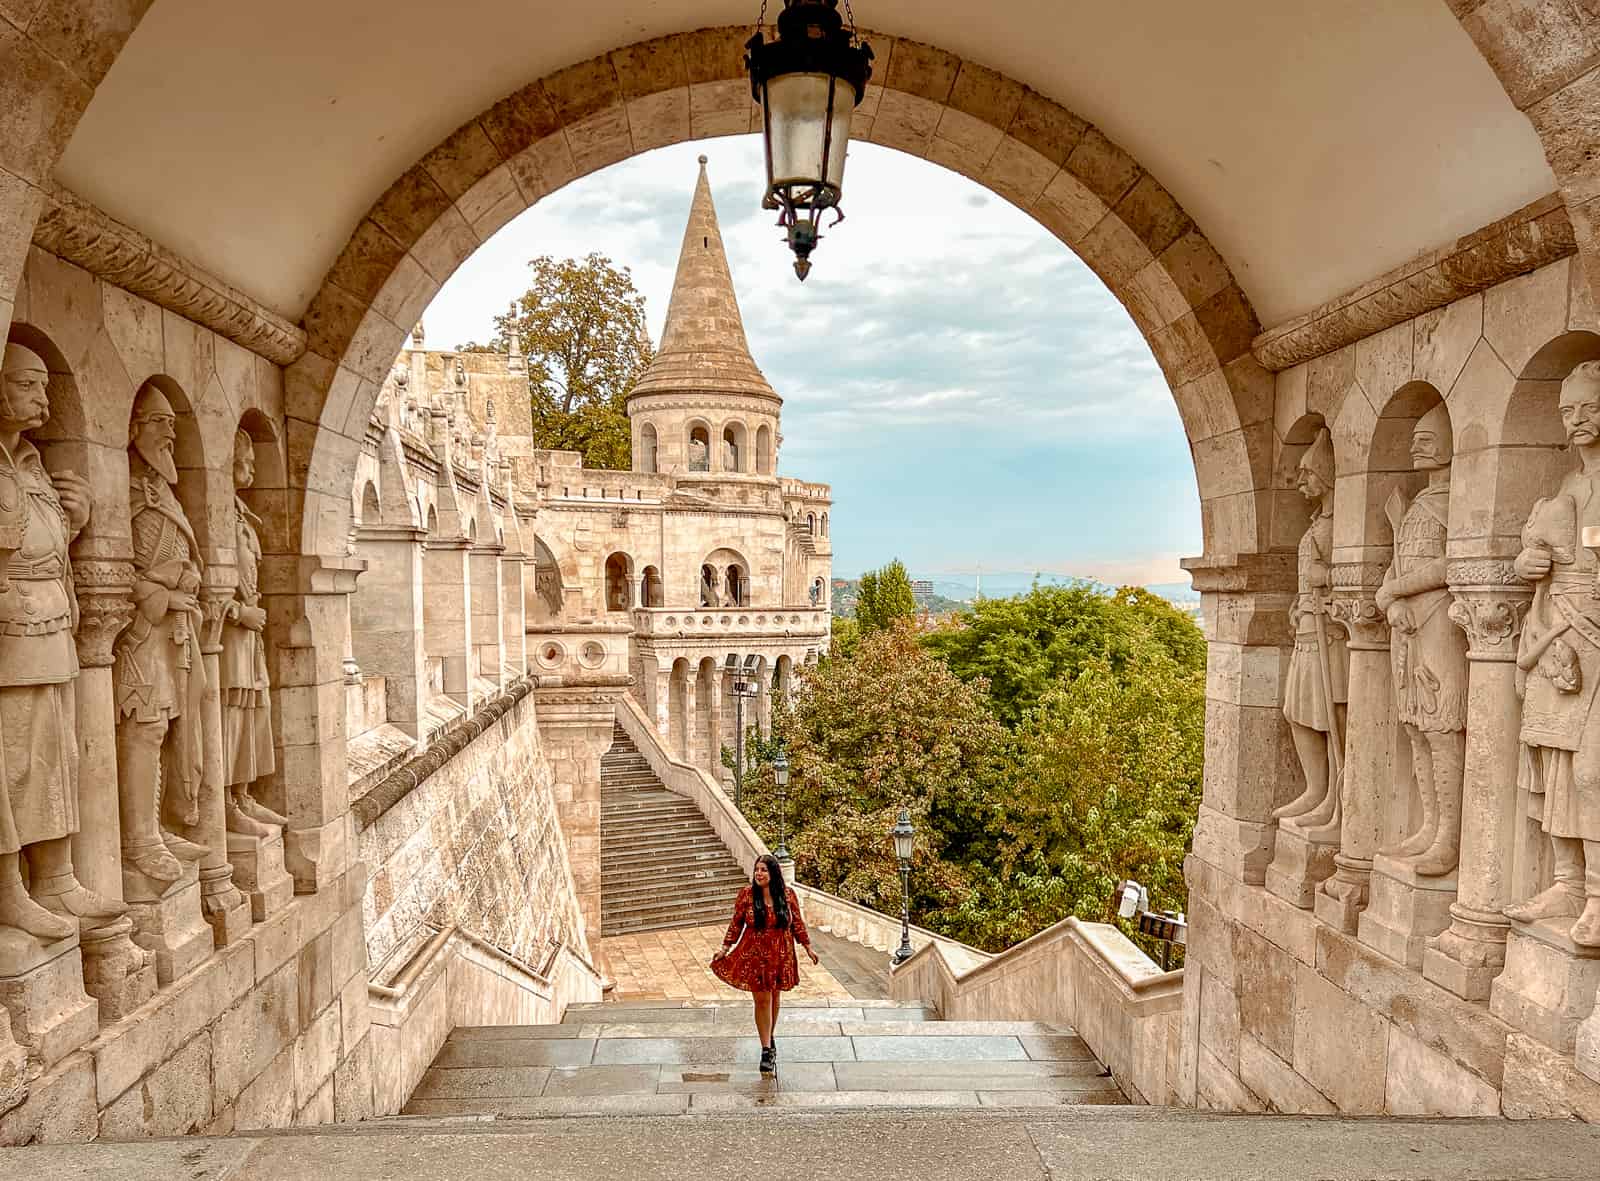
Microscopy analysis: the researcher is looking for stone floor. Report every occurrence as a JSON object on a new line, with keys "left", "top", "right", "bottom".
{"left": 21, "top": 1107, "right": 1600, "bottom": 1180}
{"left": 399, "top": 998, "right": 1125, "bottom": 1116}
{"left": 599, "top": 924, "right": 890, "bottom": 1002}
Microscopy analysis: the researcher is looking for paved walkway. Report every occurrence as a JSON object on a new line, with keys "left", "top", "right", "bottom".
{"left": 599, "top": 924, "right": 890, "bottom": 1002}
{"left": 21, "top": 1107, "right": 1600, "bottom": 1180}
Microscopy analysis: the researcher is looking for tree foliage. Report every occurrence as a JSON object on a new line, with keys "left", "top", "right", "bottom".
{"left": 855, "top": 558, "right": 917, "bottom": 632}
{"left": 924, "top": 582, "right": 1205, "bottom": 727}
{"left": 460, "top": 253, "right": 653, "bottom": 470}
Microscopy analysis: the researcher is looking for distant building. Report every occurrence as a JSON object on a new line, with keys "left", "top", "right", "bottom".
{"left": 911, "top": 580, "right": 935, "bottom": 603}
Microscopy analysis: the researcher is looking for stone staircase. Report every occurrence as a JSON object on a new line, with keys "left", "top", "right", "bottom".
{"left": 601, "top": 723, "right": 748, "bottom": 936}
{"left": 401, "top": 998, "right": 1126, "bottom": 1115}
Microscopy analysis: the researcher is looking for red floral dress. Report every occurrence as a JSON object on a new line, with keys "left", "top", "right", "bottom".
{"left": 711, "top": 885, "right": 812, "bottom": 992}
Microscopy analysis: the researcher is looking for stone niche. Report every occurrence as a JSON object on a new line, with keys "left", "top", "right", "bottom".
{"left": 1182, "top": 254, "right": 1600, "bottom": 1120}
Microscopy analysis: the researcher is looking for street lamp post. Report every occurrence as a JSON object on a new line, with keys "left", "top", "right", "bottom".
{"left": 726, "top": 654, "right": 761, "bottom": 811}
{"left": 773, "top": 751, "right": 791, "bottom": 866}
{"left": 890, "top": 808, "right": 914, "bottom": 966}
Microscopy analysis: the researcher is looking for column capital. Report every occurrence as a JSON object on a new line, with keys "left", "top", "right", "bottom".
{"left": 1330, "top": 562, "right": 1390, "bottom": 650}
{"left": 71, "top": 558, "right": 135, "bottom": 669}
{"left": 1446, "top": 565, "right": 1531, "bottom": 662}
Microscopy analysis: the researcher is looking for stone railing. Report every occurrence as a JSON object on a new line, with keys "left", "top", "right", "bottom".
{"left": 367, "top": 924, "right": 603, "bottom": 1115}
{"left": 630, "top": 606, "right": 829, "bottom": 639}
{"left": 891, "top": 917, "right": 1183, "bottom": 1106}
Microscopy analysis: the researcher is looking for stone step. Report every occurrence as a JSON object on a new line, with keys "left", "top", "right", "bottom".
{"left": 600, "top": 880, "right": 741, "bottom": 910}
{"left": 600, "top": 818, "right": 723, "bottom": 840}
{"left": 600, "top": 839, "right": 733, "bottom": 862}
{"left": 600, "top": 801, "right": 705, "bottom": 818}
{"left": 601, "top": 867, "right": 747, "bottom": 891}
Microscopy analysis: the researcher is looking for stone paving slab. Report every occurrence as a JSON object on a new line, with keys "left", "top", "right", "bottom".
{"left": 432, "top": 1038, "right": 597, "bottom": 1068}
{"left": 690, "top": 1089, "right": 984, "bottom": 1111}
{"left": 657, "top": 1061, "right": 837, "bottom": 1093}
{"left": 540, "top": 1064, "right": 661, "bottom": 1097}
{"left": 410, "top": 1067, "right": 554, "bottom": 1101}
{"left": 401, "top": 1094, "right": 691, "bottom": 1118}
{"left": 848, "top": 1035, "right": 1030, "bottom": 1062}
{"left": 448, "top": 1024, "right": 588, "bottom": 1040}
{"left": 24, "top": 1108, "right": 1600, "bottom": 1180}
{"left": 580, "top": 1019, "right": 847, "bottom": 1038}
{"left": 592, "top": 1034, "right": 855, "bottom": 1065}
{"left": 840, "top": 1021, "right": 1064, "bottom": 1037}
{"left": 1018, "top": 1035, "right": 1095, "bottom": 1061}
{"left": 833, "top": 1060, "right": 1115, "bottom": 1092}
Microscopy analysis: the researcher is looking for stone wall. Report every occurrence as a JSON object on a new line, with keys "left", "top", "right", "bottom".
{"left": 1184, "top": 252, "right": 1600, "bottom": 1119}
{"left": 358, "top": 680, "right": 589, "bottom": 981}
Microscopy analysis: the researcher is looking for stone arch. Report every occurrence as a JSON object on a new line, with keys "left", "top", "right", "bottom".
{"left": 695, "top": 656, "right": 719, "bottom": 770}
{"left": 237, "top": 407, "right": 290, "bottom": 554}
{"left": 640, "top": 564, "right": 663, "bottom": 608}
{"left": 639, "top": 420, "right": 658, "bottom": 473}
{"left": 756, "top": 424, "right": 773, "bottom": 474}
{"left": 604, "top": 550, "right": 634, "bottom": 611}
{"left": 669, "top": 656, "right": 692, "bottom": 759}
{"left": 685, "top": 419, "right": 711, "bottom": 473}
{"left": 359, "top": 480, "right": 382, "bottom": 525}
{"left": 291, "top": 27, "right": 1276, "bottom": 568}
{"left": 721, "top": 419, "right": 747, "bottom": 473}
{"left": 7, "top": 322, "right": 89, "bottom": 484}
{"left": 136, "top": 374, "right": 214, "bottom": 552}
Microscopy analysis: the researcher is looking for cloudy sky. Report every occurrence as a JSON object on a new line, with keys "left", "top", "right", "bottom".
{"left": 421, "top": 136, "right": 1200, "bottom": 585}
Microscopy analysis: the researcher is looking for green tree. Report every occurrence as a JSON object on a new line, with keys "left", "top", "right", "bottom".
{"left": 924, "top": 581, "right": 1204, "bottom": 727}
{"left": 855, "top": 558, "right": 916, "bottom": 632}
{"left": 460, "top": 253, "right": 653, "bottom": 470}
{"left": 741, "top": 623, "right": 1007, "bottom": 927}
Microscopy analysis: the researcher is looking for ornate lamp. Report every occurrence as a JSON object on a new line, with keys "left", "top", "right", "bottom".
{"left": 745, "top": 0, "right": 875, "bottom": 280}
{"left": 773, "top": 750, "right": 791, "bottom": 864}
{"left": 890, "top": 808, "right": 914, "bottom": 966}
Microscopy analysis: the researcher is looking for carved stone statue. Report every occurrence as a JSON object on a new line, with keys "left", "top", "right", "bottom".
{"left": 700, "top": 564, "right": 720, "bottom": 608}
{"left": 222, "top": 430, "right": 286, "bottom": 839}
{"left": 1376, "top": 405, "right": 1468, "bottom": 875}
{"left": 114, "top": 385, "right": 209, "bottom": 888}
{"left": 1274, "top": 429, "right": 1348, "bottom": 834}
{"left": 0, "top": 344, "right": 123, "bottom": 942}
{"left": 1506, "top": 360, "right": 1600, "bottom": 944}
{"left": 689, "top": 436, "right": 709, "bottom": 472}
{"left": 809, "top": 579, "right": 822, "bottom": 607}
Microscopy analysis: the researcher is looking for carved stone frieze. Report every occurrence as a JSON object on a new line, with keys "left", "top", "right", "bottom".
{"left": 30, "top": 186, "right": 307, "bottom": 366}
{"left": 72, "top": 559, "right": 135, "bottom": 669}
{"left": 1447, "top": 558, "right": 1521, "bottom": 588}
{"left": 1331, "top": 561, "right": 1389, "bottom": 590}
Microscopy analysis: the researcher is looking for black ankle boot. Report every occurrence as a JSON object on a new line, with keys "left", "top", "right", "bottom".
{"left": 759, "top": 1046, "right": 775, "bottom": 1075}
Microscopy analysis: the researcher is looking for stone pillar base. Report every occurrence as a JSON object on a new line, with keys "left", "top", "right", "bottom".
{"left": 200, "top": 864, "right": 252, "bottom": 947}
{"left": 1265, "top": 825, "right": 1338, "bottom": 909}
{"left": 1422, "top": 903, "right": 1511, "bottom": 1002}
{"left": 79, "top": 919, "right": 157, "bottom": 1022}
{"left": 1313, "top": 855, "right": 1372, "bottom": 934}
{"left": 0, "top": 931, "right": 97, "bottom": 1069}
{"left": 1490, "top": 921, "right": 1600, "bottom": 1053}
{"left": 1356, "top": 855, "right": 1457, "bottom": 970}
{"left": 126, "top": 865, "right": 212, "bottom": 986}
{"left": 228, "top": 831, "right": 295, "bottom": 922}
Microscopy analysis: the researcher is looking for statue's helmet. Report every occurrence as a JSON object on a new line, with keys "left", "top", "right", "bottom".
{"left": 1297, "top": 427, "right": 1334, "bottom": 490}
{"left": 130, "top": 382, "right": 176, "bottom": 429}
{"left": 1, "top": 342, "right": 47, "bottom": 378}
{"left": 1414, "top": 402, "right": 1453, "bottom": 466}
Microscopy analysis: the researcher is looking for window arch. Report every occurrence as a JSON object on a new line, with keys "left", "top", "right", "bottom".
{"left": 605, "top": 551, "right": 635, "bottom": 611}
{"left": 640, "top": 422, "right": 658, "bottom": 474}
{"left": 820, "top": 511, "right": 828, "bottom": 537}
{"left": 806, "top": 512, "right": 816, "bottom": 535}
{"left": 641, "top": 565, "right": 663, "bottom": 607}
{"left": 756, "top": 424, "right": 773, "bottom": 474}
{"left": 687, "top": 422, "right": 710, "bottom": 472}
{"left": 722, "top": 421, "right": 748, "bottom": 473}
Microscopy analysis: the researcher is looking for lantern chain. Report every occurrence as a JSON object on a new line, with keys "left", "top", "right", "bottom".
{"left": 843, "top": 0, "right": 857, "bottom": 37}
{"left": 755, "top": 0, "right": 769, "bottom": 32}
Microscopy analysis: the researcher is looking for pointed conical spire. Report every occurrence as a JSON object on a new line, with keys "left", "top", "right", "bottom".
{"left": 629, "top": 156, "right": 779, "bottom": 405}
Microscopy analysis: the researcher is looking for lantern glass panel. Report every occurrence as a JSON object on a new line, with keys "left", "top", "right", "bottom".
{"left": 765, "top": 73, "right": 855, "bottom": 193}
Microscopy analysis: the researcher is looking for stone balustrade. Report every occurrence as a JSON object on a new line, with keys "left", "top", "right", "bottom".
{"left": 630, "top": 606, "right": 829, "bottom": 639}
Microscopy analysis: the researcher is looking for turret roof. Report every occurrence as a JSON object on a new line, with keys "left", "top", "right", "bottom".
{"left": 628, "top": 157, "right": 780, "bottom": 406}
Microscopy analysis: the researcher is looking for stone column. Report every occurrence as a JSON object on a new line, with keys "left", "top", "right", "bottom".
{"left": 68, "top": 555, "right": 156, "bottom": 1020}
{"left": 500, "top": 550, "right": 527, "bottom": 677}
{"left": 1423, "top": 567, "right": 1531, "bottom": 999}
{"left": 1316, "top": 569, "right": 1393, "bottom": 933}
{"left": 1182, "top": 553, "right": 1298, "bottom": 886}
{"left": 680, "top": 674, "right": 696, "bottom": 762}
{"left": 470, "top": 542, "right": 505, "bottom": 688}
{"left": 260, "top": 554, "right": 363, "bottom": 895}
{"left": 196, "top": 578, "right": 250, "bottom": 946}
{"left": 535, "top": 689, "right": 624, "bottom": 940}
{"left": 422, "top": 538, "right": 473, "bottom": 709}
{"left": 351, "top": 524, "right": 427, "bottom": 738}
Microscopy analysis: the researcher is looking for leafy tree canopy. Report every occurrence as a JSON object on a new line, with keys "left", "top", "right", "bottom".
{"left": 855, "top": 558, "right": 917, "bottom": 632}
{"left": 460, "top": 253, "right": 653, "bottom": 470}
{"left": 924, "top": 582, "right": 1205, "bottom": 727}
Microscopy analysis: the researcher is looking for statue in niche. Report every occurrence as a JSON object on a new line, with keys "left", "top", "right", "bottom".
{"left": 114, "top": 385, "right": 209, "bottom": 885}
{"left": 1273, "top": 429, "right": 1348, "bottom": 834}
{"left": 222, "top": 430, "right": 286, "bottom": 839}
{"left": 0, "top": 344, "right": 123, "bottom": 940}
{"left": 689, "top": 436, "right": 709, "bottom": 472}
{"left": 724, "top": 439, "right": 739, "bottom": 472}
{"left": 1375, "top": 405, "right": 1468, "bottom": 874}
{"left": 1507, "top": 360, "right": 1600, "bottom": 943}
{"left": 809, "top": 579, "right": 822, "bottom": 607}
{"left": 700, "top": 565, "right": 720, "bottom": 608}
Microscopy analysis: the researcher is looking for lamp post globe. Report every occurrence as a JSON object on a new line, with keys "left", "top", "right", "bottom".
{"left": 890, "top": 808, "right": 914, "bottom": 966}
{"left": 745, "top": 0, "right": 874, "bottom": 280}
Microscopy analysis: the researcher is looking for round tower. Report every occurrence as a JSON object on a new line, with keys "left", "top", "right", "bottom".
{"left": 628, "top": 157, "right": 782, "bottom": 480}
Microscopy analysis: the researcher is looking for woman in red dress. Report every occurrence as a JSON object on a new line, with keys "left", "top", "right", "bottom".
{"left": 711, "top": 854, "right": 818, "bottom": 1074}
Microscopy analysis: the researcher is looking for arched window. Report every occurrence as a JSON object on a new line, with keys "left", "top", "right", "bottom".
{"left": 641, "top": 565, "right": 664, "bottom": 608}
{"left": 700, "top": 564, "right": 718, "bottom": 607}
{"left": 756, "top": 424, "right": 773, "bottom": 474}
{"left": 805, "top": 512, "right": 816, "bottom": 535}
{"left": 640, "top": 422, "right": 658, "bottom": 474}
{"left": 688, "top": 423, "right": 710, "bottom": 472}
{"left": 722, "top": 422, "right": 747, "bottom": 473}
{"left": 605, "top": 552, "right": 634, "bottom": 611}
{"left": 820, "top": 512, "right": 828, "bottom": 537}
{"left": 725, "top": 564, "right": 746, "bottom": 607}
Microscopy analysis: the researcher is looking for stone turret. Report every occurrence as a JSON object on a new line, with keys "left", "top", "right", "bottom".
{"left": 627, "top": 157, "right": 781, "bottom": 479}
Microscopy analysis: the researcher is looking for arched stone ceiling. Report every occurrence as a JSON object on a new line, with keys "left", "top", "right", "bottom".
{"left": 56, "top": 0, "right": 1552, "bottom": 327}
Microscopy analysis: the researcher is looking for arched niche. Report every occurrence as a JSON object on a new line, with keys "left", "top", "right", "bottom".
{"left": 5, "top": 325, "right": 96, "bottom": 530}
{"left": 639, "top": 422, "right": 658, "bottom": 475}
{"left": 604, "top": 551, "right": 634, "bottom": 612}
{"left": 1272, "top": 412, "right": 1329, "bottom": 556}
{"left": 131, "top": 375, "right": 214, "bottom": 554}
{"left": 756, "top": 424, "right": 773, "bottom": 475}
{"left": 236, "top": 407, "right": 289, "bottom": 556}
{"left": 640, "top": 565, "right": 663, "bottom": 608}
{"left": 669, "top": 657, "right": 693, "bottom": 759}
{"left": 359, "top": 481, "right": 382, "bottom": 526}
{"left": 529, "top": 536, "right": 562, "bottom": 624}
{"left": 722, "top": 421, "right": 747, "bottom": 474}
{"left": 686, "top": 421, "right": 710, "bottom": 473}
{"left": 1346, "top": 383, "right": 1445, "bottom": 566}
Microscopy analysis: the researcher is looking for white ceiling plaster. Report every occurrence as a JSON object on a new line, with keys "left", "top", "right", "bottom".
{"left": 54, "top": 0, "right": 1555, "bottom": 326}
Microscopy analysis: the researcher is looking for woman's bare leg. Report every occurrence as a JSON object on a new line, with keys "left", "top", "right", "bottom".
{"left": 753, "top": 991, "right": 774, "bottom": 1048}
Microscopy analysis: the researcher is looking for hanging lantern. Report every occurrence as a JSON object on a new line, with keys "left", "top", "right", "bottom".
{"left": 746, "top": 0, "right": 874, "bottom": 280}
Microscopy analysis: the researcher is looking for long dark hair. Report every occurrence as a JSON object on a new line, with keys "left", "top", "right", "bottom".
{"left": 750, "top": 854, "right": 790, "bottom": 930}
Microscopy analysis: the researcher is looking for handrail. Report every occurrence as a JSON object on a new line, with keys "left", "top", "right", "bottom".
{"left": 368, "top": 925, "right": 603, "bottom": 1002}
{"left": 900, "top": 913, "right": 1181, "bottom": 995}
{"left": 369, "top": 924, "right": 456, "bottom": 1000}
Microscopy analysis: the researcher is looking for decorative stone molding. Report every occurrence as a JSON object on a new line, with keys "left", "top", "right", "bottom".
{"left": 198, "top": 587, "right": 230, "bottom": 655}
{"left": 1331, "top": 561, "right": 1389, "bottom": 590}
{"left": 1180, "top": 551, "right": 1297, "bottom": 595}
{"left": 1447, "top": 590, "right": 1531, "bottom": 662}
{"left": 30, "top": 185, "right": 307, "bottom": 366}
{"left": 1329, "top": 589, "right": 1389, "bottom": 650}
{"left": 71, "top": 559, "right": 135, "bottom": 668}
{"left": 1252, "top": 195, "right": 1576, "bottom": 371}
{"left": 1447, "top": 558, "right": 1522, "bottom": 587}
